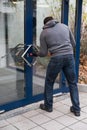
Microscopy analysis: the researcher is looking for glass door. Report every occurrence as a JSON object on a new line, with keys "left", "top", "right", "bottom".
{"left": 32, "top": 0, "right": 62, "bottom": 97}
{"left": 0, "top": 0, "right": 30, "bottom": 111}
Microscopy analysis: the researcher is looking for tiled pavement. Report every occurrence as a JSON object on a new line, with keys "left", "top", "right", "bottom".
{"left": 0, "top": 92, "right": 87, "bottom": 130}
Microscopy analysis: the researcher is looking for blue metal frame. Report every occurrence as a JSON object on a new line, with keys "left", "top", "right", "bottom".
{"left": 24, "top": 0, "right": 33, "bottom": 100}
{"left": 75, "top": 0, "right": 83, "bottom": 81}
{"left": 61, "top": 0, "right": 69, "bottom": 25}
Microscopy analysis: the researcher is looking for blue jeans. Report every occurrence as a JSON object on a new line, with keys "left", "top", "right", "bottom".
{"left": 44, "top": 54, "right": 80, "bottom": 112}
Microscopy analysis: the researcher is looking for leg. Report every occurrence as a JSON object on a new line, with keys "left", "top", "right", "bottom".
{"left": 44, "top": 57, "right": 62, "bottom": 109}
{"left": 63, "top": 55, "right": 80, "bottom": 112}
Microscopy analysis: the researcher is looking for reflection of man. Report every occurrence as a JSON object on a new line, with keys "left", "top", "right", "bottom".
{"left": 33, "top": 16, "right": 80, "bottom": 116}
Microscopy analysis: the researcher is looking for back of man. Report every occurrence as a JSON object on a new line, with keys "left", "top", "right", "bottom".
{"left": 39, "top": 19, "right": 76, "bottom": 57}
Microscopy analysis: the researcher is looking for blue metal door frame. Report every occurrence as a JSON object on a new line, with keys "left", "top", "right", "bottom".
{"left": 0, "top": 0, "right": 83, "bottom": 112}
{"left": 75, "top": 0, "right": 83, "bottom": 81}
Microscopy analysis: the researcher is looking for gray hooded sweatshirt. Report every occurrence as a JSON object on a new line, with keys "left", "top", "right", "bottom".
{"left": 38, "top": 20, "right": 76, "bottom": 57}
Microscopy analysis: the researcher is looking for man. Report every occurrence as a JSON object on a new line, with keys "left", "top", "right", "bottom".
{"left": 33, "top": 16, "right": 80, "bottom": 116}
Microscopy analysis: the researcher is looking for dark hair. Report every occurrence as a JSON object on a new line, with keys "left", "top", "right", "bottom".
{"left": 44, "top": 16, "right": 53, "bottom": 24}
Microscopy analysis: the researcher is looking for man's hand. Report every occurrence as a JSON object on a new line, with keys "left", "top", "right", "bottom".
{"left": 32, "top": 52, "right": 38, "bottom": 57}
{"left": 47, "top": 52, "right": 51, "bottom": 57}
{"left": 32, "top": 45, "right": 39, "bottom": 57}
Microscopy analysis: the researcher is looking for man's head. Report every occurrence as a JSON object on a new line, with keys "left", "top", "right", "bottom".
{"left": 43, "top": 16, "right": 53, "bottom": 25}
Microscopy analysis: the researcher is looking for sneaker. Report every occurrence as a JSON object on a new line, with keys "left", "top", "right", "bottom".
{"left": 40, "top": 104, "right": 53, "bottom": 112}
{"left": 70, "top": 106, "right": 80, "bottom": 116}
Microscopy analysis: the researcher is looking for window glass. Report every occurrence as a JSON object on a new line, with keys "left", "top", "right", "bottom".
{"left": 0, "top": 0, "right": 25, "bottom": 105}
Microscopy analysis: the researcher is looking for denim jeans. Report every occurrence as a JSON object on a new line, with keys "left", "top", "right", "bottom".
{"left": 44, "top": 54, "right": 80, "bottom": 112}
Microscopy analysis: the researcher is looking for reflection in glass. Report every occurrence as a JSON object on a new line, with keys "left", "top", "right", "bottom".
{"left": 0, "top": 0, "right": 25, "bottom": 105}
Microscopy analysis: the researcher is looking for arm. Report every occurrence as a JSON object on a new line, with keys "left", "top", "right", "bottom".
{"left": 38, "top": 31, "right": 48, "bottom": 57}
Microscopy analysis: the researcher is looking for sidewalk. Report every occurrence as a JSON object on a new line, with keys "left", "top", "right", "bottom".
{"left": 0, "top": 92, "right": 87, "bottom": 130}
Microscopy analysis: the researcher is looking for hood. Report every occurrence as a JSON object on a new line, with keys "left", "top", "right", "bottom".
{"left": 43, "top": 20, "right": 58, "bottom": 29}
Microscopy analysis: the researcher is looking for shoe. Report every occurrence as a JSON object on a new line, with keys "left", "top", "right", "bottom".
{"left": 70, "top": 106, "right": 80, "bottom": 116}
{"left": 40, "top": 104, "right": 53, "bottom": 112}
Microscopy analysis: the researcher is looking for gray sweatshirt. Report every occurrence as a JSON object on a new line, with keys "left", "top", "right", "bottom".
{"left": 38, "top": 20, "right": 76, "bottom": 57}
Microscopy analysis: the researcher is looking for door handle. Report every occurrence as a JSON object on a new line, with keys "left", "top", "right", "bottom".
{"left": 21, "top": 45, "right": 37, "bottom": 67}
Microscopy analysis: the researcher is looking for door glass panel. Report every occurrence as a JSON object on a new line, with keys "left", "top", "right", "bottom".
{"left": 0, "top": 0, "right": 25, "bottom": 105}
{"left": 33, "top": 0, "right": 62, "bottom": 95}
